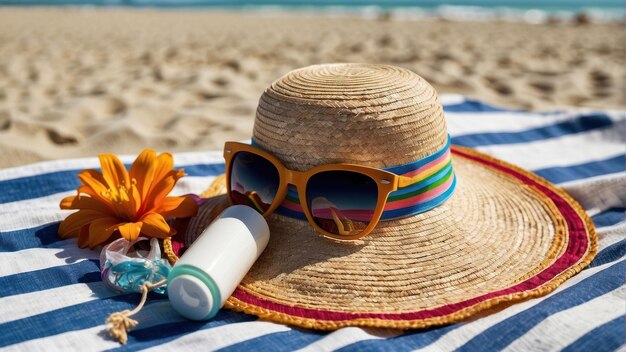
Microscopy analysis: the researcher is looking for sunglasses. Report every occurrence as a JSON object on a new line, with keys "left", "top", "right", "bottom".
{"left": 223, "top": 138, "right": 456, "bottom": 240}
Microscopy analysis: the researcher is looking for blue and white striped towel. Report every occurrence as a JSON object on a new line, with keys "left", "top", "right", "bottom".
{"left": 0, "top": 95, "right": 624, "bottom": 351}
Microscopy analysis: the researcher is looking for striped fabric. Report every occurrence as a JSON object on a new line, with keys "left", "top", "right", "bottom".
{"left": 276, "top": 136, "right": 456, "bottom": 221}
{"left": 0, "top": 95, "right": 624, "bottom": 351}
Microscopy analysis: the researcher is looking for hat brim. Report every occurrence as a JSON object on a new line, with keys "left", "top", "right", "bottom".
{"left": 167, "top": 145, "right": 596, "bottom": 330}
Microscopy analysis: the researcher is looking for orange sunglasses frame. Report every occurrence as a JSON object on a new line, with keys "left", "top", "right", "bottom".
{"left": 224, "top": 141, "right": 407, "bottom": 240}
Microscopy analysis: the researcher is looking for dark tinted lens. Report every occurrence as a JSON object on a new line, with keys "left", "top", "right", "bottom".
{"left": 230, "top": 151, "right": 280, "bottom": 214}
{"left": 306, "top": 171, "right": 378, "bottom": 237}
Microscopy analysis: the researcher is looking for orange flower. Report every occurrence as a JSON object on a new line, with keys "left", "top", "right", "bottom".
{"left": 58, "top": 149, "right": 198, "bottom": 248}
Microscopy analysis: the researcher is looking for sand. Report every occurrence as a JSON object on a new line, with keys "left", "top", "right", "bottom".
{"left": 0, "top": 8, "right": 623, "bottom": 168}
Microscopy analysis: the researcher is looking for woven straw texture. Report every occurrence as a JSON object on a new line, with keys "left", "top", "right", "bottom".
{"left": 166, "top": 64, "right": 596, "bottom": 330}
{"left": 254, "top": 64, "right": 448, "bottom": 170}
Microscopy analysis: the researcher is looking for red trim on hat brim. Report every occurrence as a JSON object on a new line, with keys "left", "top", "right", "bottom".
{"left": 229, "top": 146, "right": 590, "bottom": 322}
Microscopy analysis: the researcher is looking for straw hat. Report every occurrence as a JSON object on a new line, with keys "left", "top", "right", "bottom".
{"left": 166, "top": 63, "right": 596, "bottom": 330}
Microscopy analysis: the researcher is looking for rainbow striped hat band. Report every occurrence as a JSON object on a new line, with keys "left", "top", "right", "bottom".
{"left": 272, "top": 135, "right": 456, "bottom": 221}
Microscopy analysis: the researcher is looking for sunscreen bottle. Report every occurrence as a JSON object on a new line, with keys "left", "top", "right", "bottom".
{"left": 167, "top": 205, "right": 269, "bottom": 320}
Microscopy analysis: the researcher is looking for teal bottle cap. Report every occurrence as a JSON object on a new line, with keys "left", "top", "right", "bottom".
{"left": 167, "top": 265, "right": 222, "bottom": 320}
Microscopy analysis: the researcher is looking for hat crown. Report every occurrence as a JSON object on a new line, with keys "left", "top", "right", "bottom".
{"left": 253, "top": 63, "right": 448, "bottom": 171}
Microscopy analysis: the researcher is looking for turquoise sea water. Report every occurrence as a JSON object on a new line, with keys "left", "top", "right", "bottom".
{"left": 1, "top": 0, "right": 624, "bottom": 21}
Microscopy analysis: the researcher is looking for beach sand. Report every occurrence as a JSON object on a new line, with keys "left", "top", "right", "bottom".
{"left": 0, "top": 8, "right": 623, "bottom": 168}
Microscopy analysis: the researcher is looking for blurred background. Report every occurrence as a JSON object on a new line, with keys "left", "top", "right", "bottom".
{"left": 0, "top": 0, "right": 623, "bottom": 167}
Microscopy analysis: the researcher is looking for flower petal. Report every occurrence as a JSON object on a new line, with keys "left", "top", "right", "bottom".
{"left": 142, "top": 170, "right": 178, "bottom": 212}
{"left": 77, "top": 225, "right": 90, "bottom": 248}
{"left": 140, "top": 212, "right": 171, "bottom": 238}
{"left": 153, "top": 152, "right": 174, "bottom": 185}
{"left": 59, "top": 195, "right": 77, "bottom": 209}
{"left": 58, "top": 209, "right": 109, "bottom": 238}
{"left": 60, "top": 195, "right": 115, "bottom": 215}
{"left": 130, "top": 149, "right": 157, "bottom": 202}
{"left": 138, "top": 153, "right": 176, "bottom": 213}
{"left": 78, "top": 170, "right": 110, "bottom": 201}
{"left": 155, "top": 196, "right": 198, "bottom": 219}
{"left": 118, "top": 222, "right": 142, "bottom": 241}
{"left": 131, "top": 182, "right": 142, "bottom": 214}
{"left": 99, "top": 153, "right": 130, "bottom": 190}
{"left": 88, "top": 217, "right": 121, "bottom": 248}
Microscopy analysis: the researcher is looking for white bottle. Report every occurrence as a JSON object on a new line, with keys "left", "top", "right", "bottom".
{"left": 167, "top": 205, "right": 270, "bottom": 320}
